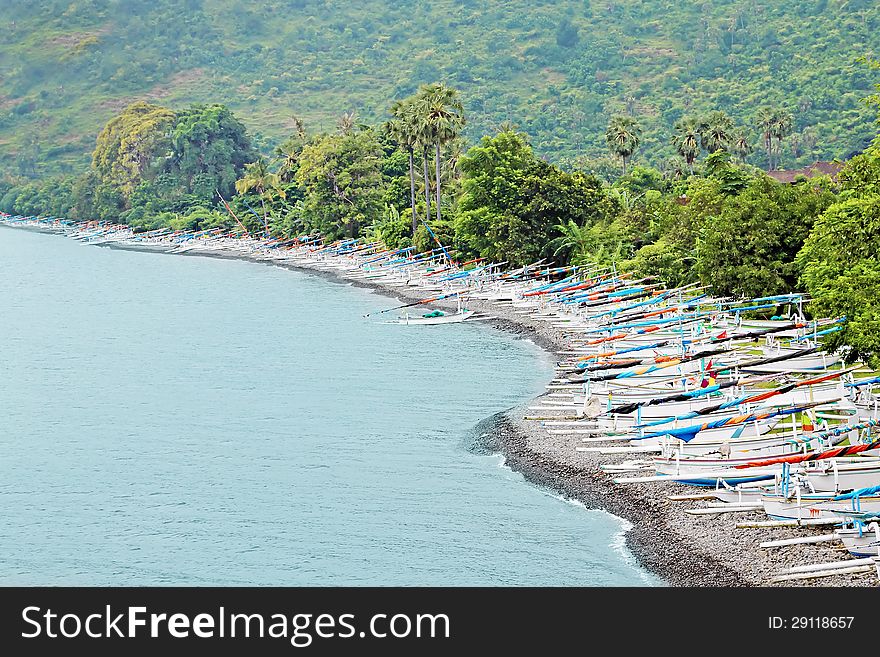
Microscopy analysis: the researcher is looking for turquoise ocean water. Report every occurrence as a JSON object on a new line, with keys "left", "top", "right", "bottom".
{"left": 0, "top": 227, "right": 658, "bottom": 585}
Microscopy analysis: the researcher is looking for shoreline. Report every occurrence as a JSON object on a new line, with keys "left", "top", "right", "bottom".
{"left": 204, "top": 243, "right": 876, "bottom": 587}
{"left": 4, "top": 223, "right": 871, "bottom": 586}
{"left": 264, "top": 253, "right": 750, "bottom": 586}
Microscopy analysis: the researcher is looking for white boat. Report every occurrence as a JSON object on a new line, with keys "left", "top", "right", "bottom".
{"left": 744, "top": 347, "right": 841, "bottom": 372}
{"left": 385, "top": 309, "right": 479, "bottom": 325}
{"left": 803, "top": 459, "right": 880, "bottom": 492}
{"left": 762, "top": 490, "right": 880, "bottom": 521}
{"left": 836, "top": 523, "right": 880, "bottom": 557}
{"left": 651, "top": 457, "right": 880, "bottom": 490}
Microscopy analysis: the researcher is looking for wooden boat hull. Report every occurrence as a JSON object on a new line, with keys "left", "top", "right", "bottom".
{"left": 836, "top": 526, "right": 880, "bottom": 557}
{"left": 762, "top": 494, "right": 880, "bottom": 520}
{"left": 803, "top": 460, "right": 880, "bottom": 492}
{"left": 387, "top": 310, "right": 478, "bottom": 325}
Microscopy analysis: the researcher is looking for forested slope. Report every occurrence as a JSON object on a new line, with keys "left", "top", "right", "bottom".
{"left": 2, "top": 0, "right": 878, "bottom": 176}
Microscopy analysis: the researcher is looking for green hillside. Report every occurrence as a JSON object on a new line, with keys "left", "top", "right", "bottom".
{"left": 2, "top": 0, "right": 878, "bottom": 177}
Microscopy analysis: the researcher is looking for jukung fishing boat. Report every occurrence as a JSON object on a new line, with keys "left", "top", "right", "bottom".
{"left": 386, "top": 308, "right": 479, "bottom": 325}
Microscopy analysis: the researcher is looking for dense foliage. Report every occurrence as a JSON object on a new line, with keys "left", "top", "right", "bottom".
{"left": 296, "top": 128, "right": 385, "bottom": 239}
{"left": 455, "top": 131, "right": 614, "bottom": 265}
{"left": 799, "top": 146, "right": 880, "bottom": 365}
{"left": 695, "top": 169, "right": 836, "bottom": 297}
{"left": 70, "top": 101, "right": 256, "bottom": 226}
{"left": 2, "top": 1, "right": 879, "bottom": 177}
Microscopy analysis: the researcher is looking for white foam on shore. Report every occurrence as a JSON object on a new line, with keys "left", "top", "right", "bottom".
{"left": 547, "top": 494, "right": 659, "bottom": 586}
{"left": 493, "top": 456, "right": 658, "bottom": 585}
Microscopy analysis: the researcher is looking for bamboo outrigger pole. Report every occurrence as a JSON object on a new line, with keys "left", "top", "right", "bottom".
{"left": 216, "top": 189, "right": 250, "bottom": 235}
{"left": 362, "top": 291, "right": 462, "bottom": 318}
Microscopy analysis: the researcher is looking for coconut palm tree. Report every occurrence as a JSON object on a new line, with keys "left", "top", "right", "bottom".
{"left": 671, "top": 118, "right": 703, "bottom": 174}
{"left": 417, "top": 83, "right": 465, "bottom": 227}
{"left": 442, "top": 137, "right": 466, "bottom": 185}
{"left": 235, "top": 159, "right": 285, "bottom": 235}
{"left": 700, "top": 110, "right": 734, "bottom": 153}
{"left": 388, "top": 98, "right": 420, "bottom": 235}
{"left": 274, "top": 116, "right": 307, "bottom": 184}
{"left": 338, "top": 111, "right": 357, "bottom": 135}
{"left": 605, "top": 115, "right": 641, "bottom": 175}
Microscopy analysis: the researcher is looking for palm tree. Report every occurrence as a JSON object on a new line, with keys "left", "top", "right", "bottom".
{"left": 671, "top": 118, "right": 703, "bottom": 174}
{"left": 801, "top": 126, "right": 818, "bottom": 154}
{"left": 758, "top": 107, "right": 794, "bottom": 169}
{"left": 789, "top": 133, "right": 802, "bottom": 159}
{"left": 417, "top": 83, "right": 465, "bottom": 228}
{"left": 442, "top": 137, "right": 466, "bottom": 185}
{"left": 388, "top": 98, "right": 420, "bottom": 235}
{"left": 235, "top": 159, "right": 285, "bottom": 235}
{"left": 757, "top": 106, "right": 776, "bottom": 169}
{"left": 338, "top": 111, "right": 357, "bottom": 135}
{"left": 549, "top": 220, "right": 594, "bottom": 265}
{"left": 770, "top": 108, "right": 793, "bottom": 167}
{"left": 700, "top": 110, "right": 734, "bottom": 153}
{"left": 605, "top": 116, "right": 641, "bottom": 175}
{"left": 274, "top": 116, "right": 307, "bottom": 184}
{"left": 730, "top": 131, "right": 753, "bottom": 162}
{"left": 757, "top": 107, "right": 792, "bottom": 169}
{"left": 414, "top": 112, "right": 434, "bottom": 227}
{"left": 661, "top": 157, "right": 687, "bottom": 180}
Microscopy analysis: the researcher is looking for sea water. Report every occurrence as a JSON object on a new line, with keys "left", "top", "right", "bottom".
{"left": 0, "top": 227, "right": 659, "bottom": 586}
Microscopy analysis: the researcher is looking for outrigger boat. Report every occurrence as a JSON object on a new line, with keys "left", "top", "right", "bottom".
{"left": 386, "top": 308, "right": 479, "bottom": 325}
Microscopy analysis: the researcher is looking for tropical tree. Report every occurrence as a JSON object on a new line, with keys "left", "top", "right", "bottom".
{"left": 234, "top": 159, "right": 285, "bottom": 235}
{"left": 455, "top": 129, "right": 612, "bottom": 265}
{"left": 757, "top": 107, "right": 776, "bottom": 169}
{"left": 388, "top": 98, "right": 420, "bottom": 235}
{"left": 295, "top": 129, "right": 384, "bottom": 238}
{"left": 671, "top": 118, "right": 703, "bottom": 173}
{"left": 338, "top": 111, "right": 357, "bottom": 135}
{"left": 415, "top": 83, "right": 465, "bottom": 231}
{"left": 274, "top": 115, "right": 307, "bottom": 183}
{"left": 731, "top": 131, "right": 753, "bottom": 162}
{"left": 550, "top": 220, "right": 594, "bottom": 265}
{"left": 605, "top": 115, "right": 641, "bottom": 175}
{"left": 800, "top": 195, "right": 880, "bottom": 364}
{"left": 697, "top": 174, "right": 834, "bottom": 297}
{"left": 87, "top": 101, "right": 256, "bottom": 217}
{"left": 414, "top": 107, "right": 434, "bottom": 226}
{"left": 770, "top": 108, "right": 794, "bottom": 167}
{"left": 700, "top": 110, "right": 735, "bottom": 153}
{"left": 169, "top": 104, "right": 256, "bottom": 200}
{"left": 757, "top": 107, "right": 794, "bottom": 169}
{"left": 798, "top": 144, "right": 880, "bottom": 364}
{"left": 91, "top": 101, "right": 175, "bottom": 200}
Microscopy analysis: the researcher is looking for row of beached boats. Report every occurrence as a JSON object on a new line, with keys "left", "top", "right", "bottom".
{"left": 4, "top": 212, "right": 880, "bottom": 583}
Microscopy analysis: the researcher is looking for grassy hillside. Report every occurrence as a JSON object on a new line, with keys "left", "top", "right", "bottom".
{"left": 2, "top": 0, "right": 878, "bottom": 177}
